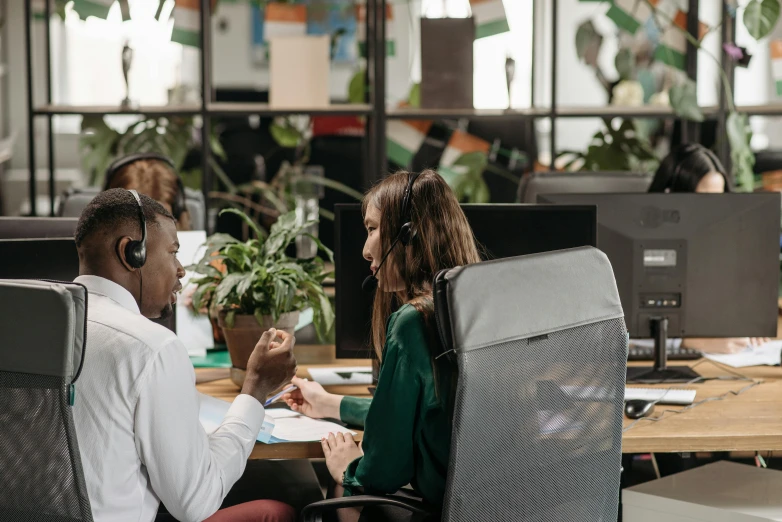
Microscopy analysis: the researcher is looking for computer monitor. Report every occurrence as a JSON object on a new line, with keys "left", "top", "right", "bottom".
{"left": 0, "top": 217, "right": 78, "bottom": 239}
{"left": 538, "top": 193, "right": 781, "bottom": 382}
{"left": 0, "top": 238, "right": 80, "bottom": 281}
{"left": 334, "top": 203, "right": 598, "bottom": 358}
{"left": 0, "top": 237, "right": 177, "bottom": 333}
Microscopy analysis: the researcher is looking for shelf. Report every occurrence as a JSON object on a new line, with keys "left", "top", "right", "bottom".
{"left": 207, "top": 102, "right": 373, "bottom": 117}
{"left": 554, "top": 105, "right": 720, "bottom": 118}
{"left": 736, "top": 104, "right": 782, "bottom": 116}
{"left": 386, "top": 107, "right": 550, "bottom": 119}
{"left": 33, "top": 104, "right": 202, "bottom": 116}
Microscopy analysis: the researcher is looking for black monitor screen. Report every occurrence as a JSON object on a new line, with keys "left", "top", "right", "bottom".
{"left": 0, "top": 238, "right": 80, "bottom": 281}
{"left": 539, "top": 193, "right": 780, "bottom": 338}
{"left": 335, "top": 203, "right": 598, "bottom": 358}
{"left": 0, "top": 237, "right": 177, "bottom": 333}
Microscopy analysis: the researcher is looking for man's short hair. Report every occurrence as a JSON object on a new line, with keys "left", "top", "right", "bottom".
{"left": 75, "top": 188, "right": 174, "bottom": 248}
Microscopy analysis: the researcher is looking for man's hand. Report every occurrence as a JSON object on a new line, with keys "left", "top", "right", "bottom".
{"left": 322, "top": 432, "right": 363, "bottom": 485}
{"left": 241, "top": 329, "right": 297, "bottom": 405}
{"left": 283, "top": 376, "right": 343, "bottom": 419}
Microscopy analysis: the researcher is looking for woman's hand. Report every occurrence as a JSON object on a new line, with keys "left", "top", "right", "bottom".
{"left": 283, "top": 376, "right": 343, "bottom": 419}
{"left": 684, "top": 337, "right": 771, "bottom": 354}
{"left": 322, "top": 432, "right": 363, "bottom": 485}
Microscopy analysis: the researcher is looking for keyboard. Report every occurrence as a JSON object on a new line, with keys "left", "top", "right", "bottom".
{"left": 628, "top": 344, "right": 701, "bottom": 361}
{"left": 625, "top": 387, "right": 696, "bottom": 405}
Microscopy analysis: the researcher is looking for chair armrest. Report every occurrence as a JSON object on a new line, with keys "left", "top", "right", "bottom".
{"left": 301, "top": 494, "right": 435, "bottom": 522}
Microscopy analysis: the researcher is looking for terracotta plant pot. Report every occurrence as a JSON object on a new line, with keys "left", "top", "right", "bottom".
{"left": 218, "top": 311, "right": 299, "bottom": 372}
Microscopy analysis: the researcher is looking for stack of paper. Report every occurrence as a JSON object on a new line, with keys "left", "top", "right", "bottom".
{"left": 702, "top": 341, "right": 782, "bottom": 368}
{"left": 199, "top": 393, "right": 355, "bottom": 444}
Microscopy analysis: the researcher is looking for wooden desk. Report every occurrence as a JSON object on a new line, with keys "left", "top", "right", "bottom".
{"left": 197, "top": 356, "right": 371, "bottom": 460}
{"left": 196, "top": 349, "right": 782, "bottom": 459}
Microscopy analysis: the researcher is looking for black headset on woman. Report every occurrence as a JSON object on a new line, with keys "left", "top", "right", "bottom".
{"left": 362, "top": 171, "right": 421, "bottom": 293}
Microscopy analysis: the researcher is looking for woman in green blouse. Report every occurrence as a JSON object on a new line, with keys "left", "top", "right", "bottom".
{"left": 284, "top": 169, "right": 481, "bottom": 520}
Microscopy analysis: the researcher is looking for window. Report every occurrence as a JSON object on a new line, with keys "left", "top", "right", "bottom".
{"left": 419, "top": 0, "right": 533, "bottom": 109}
{"left": 54, "top": 0, "right": 186, "bottom": 132}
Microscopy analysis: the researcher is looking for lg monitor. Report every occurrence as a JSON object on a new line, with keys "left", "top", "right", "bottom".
{"left": 539, "top": 193, "right": 780, "bottom": 382}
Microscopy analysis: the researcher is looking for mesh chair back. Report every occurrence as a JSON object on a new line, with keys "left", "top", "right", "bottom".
{"left": 518, "top": 171, "right": 652, "bottom": 203}
{"left": 0, "top": 280, "right": 92, "bottom": 522}
{"left": 434, "top": 247, "right": 627, "bottom": 522}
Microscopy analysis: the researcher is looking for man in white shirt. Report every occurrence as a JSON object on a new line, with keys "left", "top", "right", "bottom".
{"left": 72, "top": 189, "right": 297, "bottom": 522}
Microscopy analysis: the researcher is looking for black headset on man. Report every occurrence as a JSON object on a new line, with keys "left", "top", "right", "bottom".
{"left": 104, "top": 152, "right": 184, "bottom": 269}
{"left": 361, "top": 171, "right": 421, "bottom": 294}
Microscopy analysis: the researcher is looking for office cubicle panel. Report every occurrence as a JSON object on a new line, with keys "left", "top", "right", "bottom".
{"left": 334, "top": 204, "right": 598, "bottom": 358}
{"left": 539, "top": 193, "right": 781, "bottom": 339}
{"left": 0, "top": 217, "right": 78, "bottom": 239}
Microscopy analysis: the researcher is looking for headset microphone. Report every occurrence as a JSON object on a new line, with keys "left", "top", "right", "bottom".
{"left": 361, "top": 171, "right": 421, "bottom": 294}
{"left": 362, "top": 236, "right": 402, "bottom": 294}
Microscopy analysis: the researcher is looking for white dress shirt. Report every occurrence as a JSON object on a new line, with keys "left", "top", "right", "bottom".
{"left": 72, "top": 275, "right": 264, "bottom": 522}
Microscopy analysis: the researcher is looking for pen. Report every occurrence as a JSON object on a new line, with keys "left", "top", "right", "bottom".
{"left": 264, "top": 384, "right": 298, "bottom": 407}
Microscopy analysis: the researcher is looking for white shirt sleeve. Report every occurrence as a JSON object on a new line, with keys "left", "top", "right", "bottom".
{"left": 133, "top": 339, "right": 264, "bottom": 522}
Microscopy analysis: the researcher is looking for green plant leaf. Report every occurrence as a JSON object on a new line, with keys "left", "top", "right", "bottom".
{"left": 453, "top": 151, "right": 489, "bottom": 172}
{"left": 575, "top": 20, "right": 602, "bottom": 67}
{"left": 219, "top": 208, "right": 264, "bottom": 239}
{"left": 727, "top": 112, "right": 756, "bottom": 191}
{"left": 408, "top": 83, "right": 421, "bottom": 108}
{"left": 297, "top": 173, "right": 365, "bottom": 200}
{"left": 744, "top": 0, "right": 781, "bottom": 40}
{"left": 670, "top": 80, "right": 704, "bottom": 122}
{"left": 270, "top": 122, "right": 302, "bottom": 148}
{"left": 225, "top": 310, "right": 236, "bottom": 329}
{"left": 254, "top": 308, "right": 266, "bottom": 327}
{"left": 303, "top": 233, "right": 335, "bottom": 264}
{"left": 348, "top": 70, "right": 366, "bottom": 104}
{"left": 215, "top": 273, "right": 247, "bottom": 304}
{"left": 615, "top": 48, "right": 635, "bottom": 80}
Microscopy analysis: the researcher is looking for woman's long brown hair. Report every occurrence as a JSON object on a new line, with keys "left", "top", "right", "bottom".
{"left": 107, "top": 159, "right": 192, "bottom": 231}
{"left": 362, "top": 169, "right": 481, "bottom": 361}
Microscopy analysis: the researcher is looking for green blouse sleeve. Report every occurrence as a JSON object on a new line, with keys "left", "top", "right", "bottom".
{"left": 340, "top": 396, "right": 372, "bottom": 428}
{"left": 341, "top": 308, "right": 425, "bottom": 496}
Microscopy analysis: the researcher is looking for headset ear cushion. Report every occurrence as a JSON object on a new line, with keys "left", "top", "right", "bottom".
{"left": 125, "top": 240, "right": 146, "bottom": 269}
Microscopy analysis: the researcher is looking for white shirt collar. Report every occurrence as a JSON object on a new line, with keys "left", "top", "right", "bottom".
{"left": 74, "top": 275, "right": 140, "bottom": 315}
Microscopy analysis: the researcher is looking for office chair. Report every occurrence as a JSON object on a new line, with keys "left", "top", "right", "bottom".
{"left": 58, "top": 186, "right": 207, "bottom": 230}
{"left": 0, "top": 279, "right": 93, "bottom": 521}
{"left": 518, "top": 171, "right": 652, "bottom": 203}
{"left": 302, "top": 247, "right": 628, "bottom": 521}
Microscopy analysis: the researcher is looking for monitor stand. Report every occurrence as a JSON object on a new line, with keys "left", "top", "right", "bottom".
{"left": 626, "top": 317, "right": 701, "bottom": 384}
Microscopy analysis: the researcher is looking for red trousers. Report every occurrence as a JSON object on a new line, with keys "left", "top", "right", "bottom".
{"left": 203, "top": 499, "right": 296, "bottom": 522}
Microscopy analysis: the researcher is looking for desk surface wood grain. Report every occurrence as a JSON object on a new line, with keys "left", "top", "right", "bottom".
{"left": 196, "top": 345, "right": 782, "bottom": 458}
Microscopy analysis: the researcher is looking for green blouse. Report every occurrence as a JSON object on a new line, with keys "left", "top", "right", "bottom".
{"left": 339, "top": 304, "right": 454, "bottom": 507}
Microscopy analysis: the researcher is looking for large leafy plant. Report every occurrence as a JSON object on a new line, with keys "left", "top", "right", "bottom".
{"left": 574, "top": 0, "right": 782, "bottom": 190}
{"left": 188, "top": 208, "right": 335, "bottom": 342}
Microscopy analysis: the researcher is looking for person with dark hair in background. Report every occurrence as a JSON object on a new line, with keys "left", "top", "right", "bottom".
{"left": 105, "top": 153, "right": 193, "bottom": 231}
{"left": 647, "top": 143, "right": 769, "bottom": 354}
{"left": 72, "top": 189, "right": 297, "bottom": 522}
{"left": 284, "top": 170, "right": 481, "bottom": 521}
{"left": 648, "top": 143, "right": 730, "bottom": 194}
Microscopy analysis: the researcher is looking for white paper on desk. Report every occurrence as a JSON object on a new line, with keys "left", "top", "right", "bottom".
{"left": 177, "top": 231, "right": 211, "bottom": 357}
{"left": 702, "top": 341, "right": 782, "bottom": 368}
{"left": 199, "top": 393, "right": 354, "bottom": 443}
{"left": 265, "top": 408, "right": 355, "bottom": 442}
{"left": 308, "top": 366, "right": 373, "bottom": 386}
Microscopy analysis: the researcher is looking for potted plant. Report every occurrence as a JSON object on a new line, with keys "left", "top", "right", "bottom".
{"left": 188, "top": 208, "right": 334, "bottom": 385}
